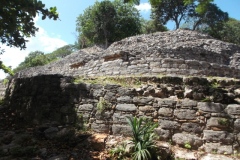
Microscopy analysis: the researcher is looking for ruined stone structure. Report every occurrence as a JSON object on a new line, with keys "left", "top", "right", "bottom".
{"left": 5, "top": 75, "right": 240, "bottom": 156}
{"left": 16, "top": 29, "right": 240, "bottom": 78}
{"left": 3, "top": 29, "right": 240, "bottom": 158}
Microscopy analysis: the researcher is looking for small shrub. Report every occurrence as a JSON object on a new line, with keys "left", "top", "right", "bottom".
{"left": 97, "top": 97, "right": 111, "bottom": 114}
{"left": 110, "top": 143, "right": 129, "bottom": 160}
{"left": 184, "top": 142, "right": 191, "bottom": 149}
{"left": 126, "top": 116, "right": 159, "bottom": 160}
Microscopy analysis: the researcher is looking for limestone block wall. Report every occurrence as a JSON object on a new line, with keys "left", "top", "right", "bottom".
{"left": 16, "top": 29, "right": 240, "bottom": 78}
{"left": 0, "top": 80, "right": 7, "bottom": 100}
{"left": 4, "top": 75, "right": 240, "bottom": 154}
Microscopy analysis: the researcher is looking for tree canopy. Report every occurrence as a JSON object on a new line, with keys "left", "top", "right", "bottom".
{"left": 218, "top": 18, "right": 240, "bottom": 46}
{"left": 76, "top": 0, "right": 141, "bottom": 48}
{"left": 0, "top": 0, "right": 58, "bottom": 75}
{"left": 0, "top": 0, "right": 58, "bottom": 50}
{"left": 13, "top": 51, "right": 49, "bottom": 73}
{"left": 151, "top": 0, "right": 196, "bottom": 29}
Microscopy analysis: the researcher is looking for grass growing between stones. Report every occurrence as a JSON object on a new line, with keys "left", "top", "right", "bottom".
{"left": 73, "top": 76, "right": 146, "bottom": 88}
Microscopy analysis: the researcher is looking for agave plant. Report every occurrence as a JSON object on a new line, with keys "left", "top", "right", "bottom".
{"left": 126, "top": 116, "right": 158, "bottom": 160}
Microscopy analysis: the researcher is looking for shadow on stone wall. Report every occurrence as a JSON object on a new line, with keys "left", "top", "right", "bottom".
{"left": 4, "top": 75, "right": 87, "bottom": 128}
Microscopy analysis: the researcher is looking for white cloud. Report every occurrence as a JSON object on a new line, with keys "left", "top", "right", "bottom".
{"left": 0, "top": 19, "right": 67, "bottom": 79}
{"left": 135, "top": 3, "right": 151, "bottom": 13}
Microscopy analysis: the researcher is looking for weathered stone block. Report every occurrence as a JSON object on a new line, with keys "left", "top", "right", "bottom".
{"left": 174, "top": 109, "right": 196, "bottom": 120}
{"left": 234, "top": 119, "right": 240, "bottom": 132}
{"left": 203, "top": 130, "right": 234, "bottom": 144}
{"left": 202, "top": 143, "right": 233, "bottom": 154}
{"left": 113, "top": 113, "right": 132, "bottom": 124}
{"left": 159, "top": 119, "right": 180, "bottom": 130}
{"left": 225, "top": 104, "right": 240, "bottom": 115}
{"left": 139, "top": 106, "right": 155, "bottom": 113}
{"left": 133, "top": 97, "right": 153, "bottom": 105}
{"left": 112, "top": 124, "right": 132, "bottom": 135}
{"left": 157, "top": 98, "right": 176, "bottom": 108}
{"left": 172, "top": 133, "right": 203, "bottom": 148}
{"left": 78, "top": 104, "right": 94, "bottom": 111}
{"left": 155, "top": 128, "right": 171, "bottom": 140}
{"left": 181, "top": 123, "right": 202, "bottom": 134}
{"left": 91, "top": 122, "right": 110, "bottom": 133}
{"left": 117, "top": 96, "right": 132, "bottom": 103}
{"left": 158, "top": 108, "right": 173, "bottom": 117}
{"left": 197, "top": 102, "right": 226, "bottom": 113}
{"left": 177, "top": 99, "right": 198, "bottom": 108}
{"left": 207, "top": 117, "right": 230, "bottom": 128}
{"left": 116, "top": 104, "right": 137, "bottom": 112}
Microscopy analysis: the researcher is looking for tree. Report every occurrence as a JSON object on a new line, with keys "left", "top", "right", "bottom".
{"left": 215, "top": 18, "right": 240, "bottom": 45}
{"left": 183, "top": 3, "right": 228, "bottom": 31}
{"left": 124, "top": 0, "right": 213, "bottom": 13}
{"left": 0, "top": 0, "right": 58, "bottom": 75}
{"left": 92, "top": 1, "right": 117, "bottom": 47}
{"left": 112, "top": 0, "right": 142, "bottom": 40}
{"left": 47, "top": 44, "right": 77, "bottom": 61}
{"left": 140, "top": 19, "right": 168, "bottom": 34}
{"left": 76, "top": 0, "right": 141, "bottom": 48}
{"left": 150, "top": 0, "right": 196, "bottom": 29}
{"left": 14, "top": 51, "right": 49, "bottom": 73}
{"left": 0, "top": 0, "right": 58, "bottom": 50}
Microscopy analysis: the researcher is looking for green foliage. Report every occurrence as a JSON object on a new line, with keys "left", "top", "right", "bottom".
{"left": 184, "top": 142, "right": 192, "bottom": 149}
{"left": 0, "top": 62, "right": 14, "bottom": 76}
{"left": 3, "top": 78, "right": 9, "bottom": 85}
{"left": 0, "top": 0, "right": 58, "bottom": 50}
{"left": 201, "top": 97, "right": 211, "bottom": 102}
{"left": 183, "top": 3, "right": 228, "bottom": 31}
{"left": 123, "top": 0, "right": 140, "bottom": 5}
{"left": 218, "top": 18, "right": 240, "bottom": 45}
{"left": 47, "top": 44, "right": 77, "bottom": 61}
{"left": 76, "top": 0, "right": 141, "bottom": 48}
{"left": 150, "top": 0, "right": 196, "bottom": 29}
{"left": 14, "top": 45, "right": 76, "bottom": 73}
{"left": 218, "top": 118, "right": 230, "bottom": 126}
{"left": 13, "top": 51, "right": 50, "bottom": 73}
{"left": 126, "top": 116, "right": 159, "bottom": 160}
{"left": 141, "top": 19, "right": 168, "bottom": 34}
{"left": 97, "top": 97, "right": 111, "bottom": 114}
{"left": 110, "top": 143, "right": 128, "bottom": 160}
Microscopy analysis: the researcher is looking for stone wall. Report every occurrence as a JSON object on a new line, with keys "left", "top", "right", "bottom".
{"left": 16, "top": 29, "right": 240, "bottom": 78}
{"left": 5, "top": 75, "right": 240, "bottom": 154}
{"left": 0, "top": 80, "right": 7, "bottom": 100}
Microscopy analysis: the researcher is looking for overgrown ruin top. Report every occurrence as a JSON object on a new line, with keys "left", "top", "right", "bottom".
{"left": 16, "top": 29, "right": 240, "bottom": 78}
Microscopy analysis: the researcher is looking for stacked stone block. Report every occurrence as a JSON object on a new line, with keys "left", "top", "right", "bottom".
{"left": 4, "top": 75, "right": 240, "bottom": 154}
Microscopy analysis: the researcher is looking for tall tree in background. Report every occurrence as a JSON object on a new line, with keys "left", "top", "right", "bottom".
{"left": 0, "top": 0, "right": 58, "bottom": 75}
{"left": 113, "top": 0, "right": 141, "bottom": 40}
{"left": 92, "top": 1, "right": 117, "bottom": 48}
{"left": 218, "top": 18, "right": 240, "bottom": 46}
{"left": 76, "top": 0, "right": 141, "bottom": 49}
{"left": 150, "top": 0, "right": 196, "bottom": 29}
{"left": 183, "top": 3, "right": 228, "bottom": 31}
{"left": 124, "top": 0, "right": 213, "bottom": 13}
{"left": 140, "top": 19, "right": 168, "bottom": 34}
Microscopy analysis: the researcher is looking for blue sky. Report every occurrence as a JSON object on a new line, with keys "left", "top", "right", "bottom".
{"left": 0, "top": 0, "right": 239, "bottom": 78}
